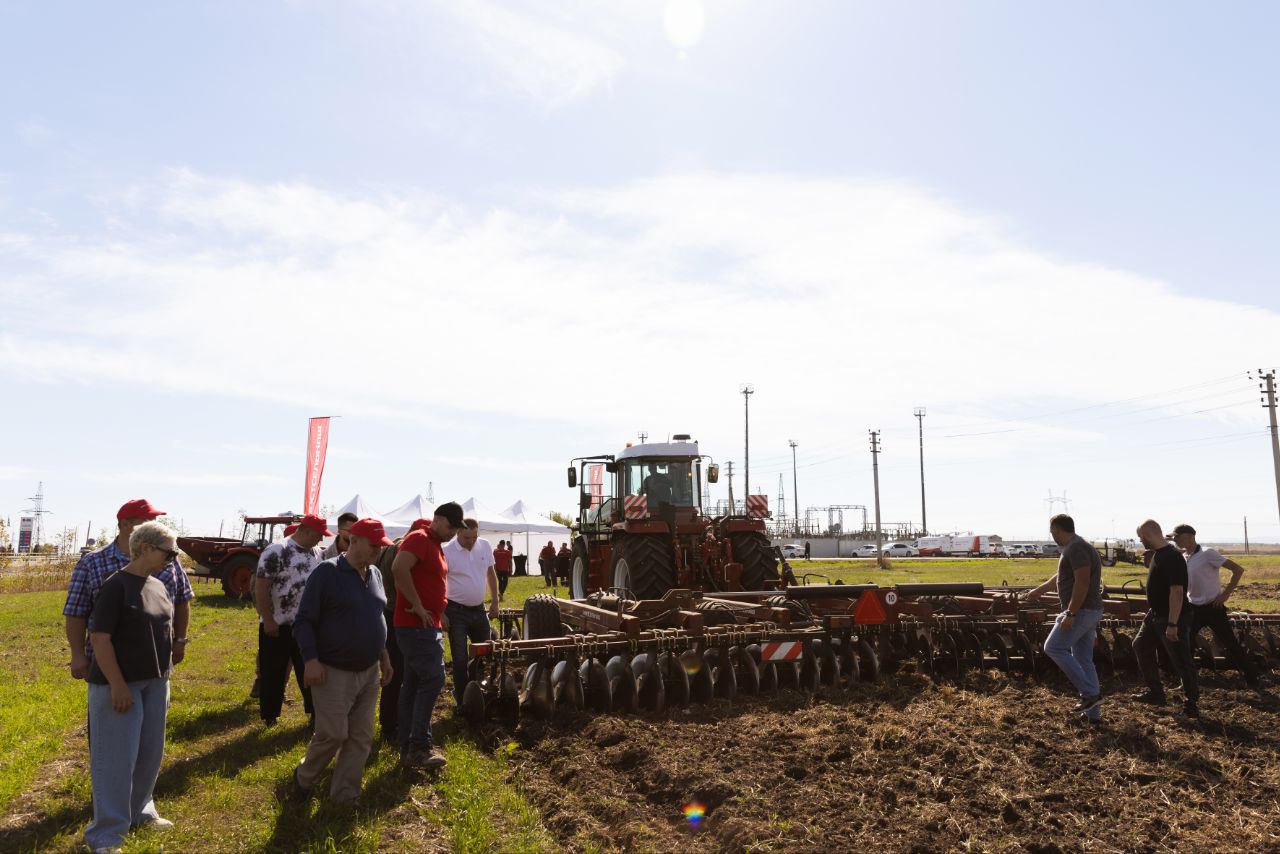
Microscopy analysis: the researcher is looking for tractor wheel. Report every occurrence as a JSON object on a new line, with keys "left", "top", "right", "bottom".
{"left": 569, "top": 538, "right": 591, "bottom": 600}
{"left": 522, "top": 594, "right": 563, "bottom": 640}
{"left": 729, "top": 531, "right": 780, "bottom": 590}
{"left": 220, "top": 555, "right": 256, "bottom": 600}
{"left": 610, "top": 535, "right": 675, "bottom": 600}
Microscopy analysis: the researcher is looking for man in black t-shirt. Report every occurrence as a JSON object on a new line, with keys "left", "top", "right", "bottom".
{"left": 1131, "top": 519, "right": 1200, "bottom": 716}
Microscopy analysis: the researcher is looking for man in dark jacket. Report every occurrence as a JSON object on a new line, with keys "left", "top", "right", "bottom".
{"left": 1131, "top": 519, "right": 1200, "bottom": 717}
{"left": 539, "top": 541, "right": 556, "bottom": 587}
{"left": 555, "top": 543, "right": 573, "bottom": 585}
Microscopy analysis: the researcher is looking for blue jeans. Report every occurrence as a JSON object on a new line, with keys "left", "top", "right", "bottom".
{"left": 1043, "top": 608, "right": 1103, "bottom": 720}
{"left": 446, "top": 601, "right": 493, "bottom": 706}
{"left": 396, "top": 626, "right": 445, "bottom": 753}
{"left": 84, "top": 678, "right": 169, "bottom": 850}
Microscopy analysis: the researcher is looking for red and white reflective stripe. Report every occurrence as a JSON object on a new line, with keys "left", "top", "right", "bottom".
{"left": 761, "top": 641, "right": 802, "bottom": 662}
{"left": 624, "top": 495, "right": 649, "bottom": 519}
{"left": 746, "top": 494, "right": 769, "bottom": 518}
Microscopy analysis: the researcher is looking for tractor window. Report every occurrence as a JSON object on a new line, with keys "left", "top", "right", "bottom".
{"left": 625, "top": 459, "right": 695, "bottom": 507}
{"left": 241, "top": 523, "right": 268, "bottom": 548}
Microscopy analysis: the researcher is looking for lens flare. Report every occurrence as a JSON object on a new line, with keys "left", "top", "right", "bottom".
{"left": 682, "top": 801, "right": 707, "bottom": 826}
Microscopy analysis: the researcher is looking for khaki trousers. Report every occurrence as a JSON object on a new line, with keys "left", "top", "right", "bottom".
{"left": 296, "top": 663, "right": 379, "bottom": 803}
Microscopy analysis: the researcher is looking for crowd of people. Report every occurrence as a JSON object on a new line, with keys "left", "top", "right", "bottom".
{"left": 60, "top": 499, "right": 1263, "bottom": 851}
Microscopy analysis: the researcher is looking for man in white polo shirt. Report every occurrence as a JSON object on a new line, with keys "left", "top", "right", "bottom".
{"left": 442, "top": 518, "right": 499, "bottom": 706}
{"left": 1171, "top": 523, "right": 1260, "bottom": 688}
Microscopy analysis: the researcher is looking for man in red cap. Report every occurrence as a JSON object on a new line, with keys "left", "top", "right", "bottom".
{"left": 390, "top": 503, "right": 465, "bottom": 771}
{"left": 253, "top": 513, "right": 329, "bottom": 726}
{"left": 64, "top": 500, "right": 194, "bottom": 685}
{"left": 290, "top": 518, "right": 395, "bottom": 806}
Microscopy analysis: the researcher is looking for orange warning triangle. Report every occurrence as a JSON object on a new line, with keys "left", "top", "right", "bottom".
{"left": 853, "top": 591, "right": 887, "bottom": 625}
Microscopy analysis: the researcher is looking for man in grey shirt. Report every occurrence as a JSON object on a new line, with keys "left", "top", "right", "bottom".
{"left": 1024, "top": 514, "right": 1105, "bottom": 724}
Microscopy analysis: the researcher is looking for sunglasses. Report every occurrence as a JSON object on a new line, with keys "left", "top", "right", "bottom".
{"left": 150, "top": 544, "right": 179, "bottom": 562}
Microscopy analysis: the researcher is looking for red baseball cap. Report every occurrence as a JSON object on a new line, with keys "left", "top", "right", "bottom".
{"left": 408, "top": 518, "right": 431, "bottom": 533}
{"left": 298, "top": 514, "right": 333, "bottom": 536}
{"left": 350, "top": 518, "right": 392, "bottom": 547}
{"left": 117, "top": 499, "right": 166, "bottom": 521}
{"left": 283, "top": 523, "right": 300, "bottom": 537}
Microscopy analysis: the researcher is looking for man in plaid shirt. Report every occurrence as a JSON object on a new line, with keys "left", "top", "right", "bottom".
{"left": 64, "top": 499, "right": 194, "bottom": 678}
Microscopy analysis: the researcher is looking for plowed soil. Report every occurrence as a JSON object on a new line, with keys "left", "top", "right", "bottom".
{"left": 500, "top": 668, "right": 1280, "bottom": 852}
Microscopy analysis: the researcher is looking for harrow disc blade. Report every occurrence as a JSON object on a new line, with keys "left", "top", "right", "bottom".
{"left": 817, "top": 637, "right": 840, "bottom": 686}
{"left": 775, "top": 660, "right": 800, "bottom": 691}
{"left": 989, "top": 634, "right": 1012, "bottom": 675}
{"left": 520, "top": 661, "right": 553, "bottom": 720}
{"left": 580, "top": 658, "right": 612, "bottom": 715}
{"left": 733, "top": 646, "right": 760, "bottom": 694}
{"left": 707, "top": 648, "right": 737, "bottom": 703}
{"left": 632, "top": 652, "right": 667, "bottom": 713}
{"left": 941, "top": 631, "right": 964, "bottom": 682}
{"left": 858, "top": 637, "right": 880, "bottom": 682}
{"left": 460, "top": 679, "right": 486, "bottom": 725}
{"left": 961, "top": 630, "right": 984, "bottom": 672}
{"left": 830, "top": 637, "right": 859, "bottom": 684}
{"left": 799, "top": 644, "right": 820, "bottom": 693}
{"left": 551, "top": 659, "right": 584, "bottom": 722}
{"left": 496, "top": 671, "right": 521, "bottom": 726}
{"left": 658, "top": 652, "right": 690, "bottom": 709}
{"left": 605, "top": 655, "right": 638, "bottom": 715}
{"left": 1013, "top": 633, "right": 1038, "bottom": 679}
{"left": 1092, "top": 631, "right": 1115, "bottom": 679}
{"left": 684, "top": 648, "right": 714, "bottom": 705}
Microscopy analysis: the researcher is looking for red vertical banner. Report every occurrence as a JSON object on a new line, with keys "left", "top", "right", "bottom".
{"left": 305, "top": 417, "right": 330, "bottom": 515}
{"left": 587, "top": 463, "right": 603, "bottom": 508}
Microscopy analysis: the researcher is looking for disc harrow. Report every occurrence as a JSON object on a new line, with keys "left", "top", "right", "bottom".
{"left": 463, "top": 583, "right": 1280, "bottom": 726}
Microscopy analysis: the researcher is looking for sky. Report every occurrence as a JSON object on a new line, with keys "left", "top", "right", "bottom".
{"left": 1, "top": 0, "right": 1278, "bottom": 547}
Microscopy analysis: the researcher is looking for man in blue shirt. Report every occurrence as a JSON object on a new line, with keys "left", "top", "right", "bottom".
{"left": 290, "top": 518, "right": 395, "bottom": 806}
{"left": 64, "top": 499, "right": 193, "bottom": 679}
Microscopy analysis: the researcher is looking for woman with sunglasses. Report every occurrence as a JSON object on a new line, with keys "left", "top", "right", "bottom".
{"left": 83, "top": 520, "right": 180, "bottom": 853}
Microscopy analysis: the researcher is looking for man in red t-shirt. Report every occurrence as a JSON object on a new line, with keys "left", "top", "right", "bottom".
{"left": 389, "top": 501, "right": 465, "bottom": 770}
{"left": 539, "top": 541, "right": 556, "bottom": 587}
{"left": 494, "top": 540, "right": 513, "bottom": 601}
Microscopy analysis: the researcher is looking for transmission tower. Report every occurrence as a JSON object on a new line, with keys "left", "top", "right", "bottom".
{"left": 25, "top": 482, "right": 51, "bottom": 549}
{"left": 777, "top": 473, "right": 786, "bottom": 530}
{"left": 1045, "top": 490, "right": 1070, "bottom": 514}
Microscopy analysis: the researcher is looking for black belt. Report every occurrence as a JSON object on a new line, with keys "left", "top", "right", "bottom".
{"left": 447, "top": 600, "right": 486, "bottom": 611}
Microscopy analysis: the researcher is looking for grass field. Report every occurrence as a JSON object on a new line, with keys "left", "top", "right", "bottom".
{"left": 0, "top": 576, "right": 564, "bottom": 853}
{"left": 2, "top": 560, "right": 1278, "bottom": 851}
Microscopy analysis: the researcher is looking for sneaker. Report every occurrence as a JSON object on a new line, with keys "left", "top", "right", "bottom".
{"left": 1130, "top": 689, "right": 1167, "bottom": 706}
{"left": 1072, "top": 694, "right": 1103, "bottom": 715}
{"left": 286, "top": 768, "right": 312, "bottom": 803}
{"left": 1076, "top": 713, "right": 1103, "bottom": 728}
{"left": 403, "top": 746, "right": 447, "bottom": 771}
{"left": 1182, "top": 700, "right": 1201, "bottom": 718}
{"left": 133, "top": 815, "right": 174, "bottom": 830}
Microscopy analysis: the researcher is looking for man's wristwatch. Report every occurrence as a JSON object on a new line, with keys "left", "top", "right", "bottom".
{"left": 1166, "top": 622, "right": 1178, "bottom": 629}
{"left": 1064, "top": 611, "right": 1075, "bottom": 617}
{"left": 175, "top": 637, "right": 190, "bottom": 645}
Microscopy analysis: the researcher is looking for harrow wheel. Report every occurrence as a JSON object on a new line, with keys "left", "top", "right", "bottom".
{"left": 569, "top": 538, "right": 591, "bottom": 599}
{"left": 658, "top": 652, "right": 690, "bottom": 709}
{"left": 580, "top": 659, "right": 612, "bottom": 715}
{"left": 522, "top": 594, "right": 563, "bottom": 640}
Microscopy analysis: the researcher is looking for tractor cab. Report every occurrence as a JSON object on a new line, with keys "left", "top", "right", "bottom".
{"left": 569, "top": 435, "right": 717, "bottom": 534}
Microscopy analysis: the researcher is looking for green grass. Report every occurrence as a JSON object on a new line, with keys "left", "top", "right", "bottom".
{"left": 0, "top": 578, "right": 558, "bottom": 853}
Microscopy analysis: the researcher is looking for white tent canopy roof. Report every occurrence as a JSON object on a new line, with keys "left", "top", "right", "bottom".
{"left": 501, "top": 500, "right": 571, "bottom": 535}
{"left": 381, "top": 494, "right": 433, "bottom": 528}
{"left": 328, "top": 494, "right": 571, "bottom": 549}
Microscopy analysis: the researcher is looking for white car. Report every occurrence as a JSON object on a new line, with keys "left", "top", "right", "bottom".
{"left": 881, "top": 543, "right": 919, "bottom": 557}
{"left": 850, "top": 543, "right": 880, "bottom": 558}
{"left": 781, "top": 543, "right": 805, "bottom": 559}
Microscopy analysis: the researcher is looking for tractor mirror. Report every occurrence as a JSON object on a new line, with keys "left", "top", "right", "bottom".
{"left": 707, "top": 463, "right": 719, "bottom": 484}
{"left": 579, "top": 492, "right": 592, "bottom": 510}
{"left": 567, "top": 467, "right": 577, "bottom": 488}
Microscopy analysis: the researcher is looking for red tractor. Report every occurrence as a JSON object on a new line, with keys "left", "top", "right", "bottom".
{"left": 566, "top": 434, "right": 779, "bottom": 600}
{"left": 177, "top": 515, "right": 300, "bottom": 599}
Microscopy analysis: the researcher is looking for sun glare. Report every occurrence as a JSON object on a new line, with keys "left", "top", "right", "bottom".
{"left": 664, "top": 0, "right": 705, "bottom": 50}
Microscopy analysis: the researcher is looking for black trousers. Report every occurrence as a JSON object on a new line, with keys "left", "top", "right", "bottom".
{"left": 259, "top": 622, "right": 313, "bottom": 722}
{"left": 380, "top": 609, "right": 403, "bottom": 739}
{"left": 1191, "top": 602, "right": 1259, "bottom": 685}
{"left": 497, "top": 573, "right": 510, "bottom": 596}
{"left": 1133, "top": 610, "right": 1200, "bottom": 702}
{"left": 257, "top": 622, "right": 312, "bottom": 722}
{"left": 540, "top": 559, "right": 553, "bottom": 586}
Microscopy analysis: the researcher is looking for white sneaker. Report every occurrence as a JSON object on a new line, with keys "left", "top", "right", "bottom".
{"left": 135, "top": 815, "right": 175, "bottom": 830}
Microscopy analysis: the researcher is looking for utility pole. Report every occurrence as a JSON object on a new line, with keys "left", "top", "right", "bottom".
{"left": 726, "top": 461, "right": 735, "bottom": 514}
{"left": 914, "top": 407, "right": 927, "bottom": 535}
{"left": 777, "top": 473, "right": 786, "bottom": 532}
{"left": 1258, "top": 369, "right": 1280, "bottom": 531}
{"left": 870, "top": 431, "right": 884, "bottom": 566}
{"left": 789, "top": 439, "right": 799, "bottom": 537}
{"left": 1244, "top": 516, "right": 1250, "bottom": 555}
{"left": 740, "top": 384, "right": 754, "bottom": 505}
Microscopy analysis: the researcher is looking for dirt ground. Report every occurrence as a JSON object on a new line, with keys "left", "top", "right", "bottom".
{"left": 501, "top": 665, "right": 1280, "bottom": 853}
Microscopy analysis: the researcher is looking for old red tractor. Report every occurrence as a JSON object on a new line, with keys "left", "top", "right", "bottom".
{"left": 177, "top": 515, "right": 300, "bottom": 599}
{"left": 566, "top": 435, "right": 779, "bottom": 600}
